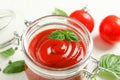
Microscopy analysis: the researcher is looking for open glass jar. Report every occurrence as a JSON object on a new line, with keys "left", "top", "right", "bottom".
{"left": 0, "top": 9, "right": 20, "bottom": 55}
{"left": 22, "top": 15, "right": 99, "bottom": 80}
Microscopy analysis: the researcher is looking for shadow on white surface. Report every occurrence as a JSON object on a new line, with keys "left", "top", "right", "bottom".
{"left": 0, "top": 71, "right": 28, "bottom": 80}
{"left": 93, "top": 35, "right": 114, "bottom": 50}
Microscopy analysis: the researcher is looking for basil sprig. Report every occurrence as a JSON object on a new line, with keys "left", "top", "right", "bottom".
{"left": 54, "top": 8, "right": 68, "bottom": 16}
{"left": 49, "top": 30, "right": 65, "bottom": 40}
{"left": 49, "top": 30, "right": 80, "bottom": 42}
{"left": 3, "top": 60, "right": 25, "bottom": 74}
{"left": 64, "top": 30, "right": 80, "bottom": 42}
{"left": 0, "top": 48, "right": 15, "bottom": 57}
{"left": 99, "top": 54, "right": 120, "bottom": 78}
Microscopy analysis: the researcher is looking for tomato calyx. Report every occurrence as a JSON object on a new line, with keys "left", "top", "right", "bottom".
{"left": 81, "top": 5, "right": 89, "bottom": 12}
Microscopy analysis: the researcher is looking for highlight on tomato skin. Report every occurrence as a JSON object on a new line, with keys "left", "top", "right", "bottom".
{"left": 99, "top": 15, "right": 120, "bottom": 44}
{"left": 70, "top": 9, "right": 94, "bottom": 33}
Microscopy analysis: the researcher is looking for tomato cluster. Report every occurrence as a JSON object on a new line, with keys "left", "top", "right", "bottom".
{"left": 69, "top": 9, "right": 120, "bottom": 44}
{"left": 54, "top": 8, "right": 120, "bottom": 44}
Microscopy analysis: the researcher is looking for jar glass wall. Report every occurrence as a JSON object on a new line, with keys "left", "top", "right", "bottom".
{"left": 22, "top": 15, "right": 93, "bottom": 80}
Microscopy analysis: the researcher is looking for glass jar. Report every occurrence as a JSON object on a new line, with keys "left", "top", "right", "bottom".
{"left": 0, "top": 9, "right": 19, "bottom": 53}
{"left": 22, "top": 15, "right": 98, "bottom": 80}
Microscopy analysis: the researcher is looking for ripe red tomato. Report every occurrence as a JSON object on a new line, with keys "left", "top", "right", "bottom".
{"left": 99, "top": 15, "right": 120, "bottom": 44}
{"left": 70, "top": 10, "right": 94, "bottom": 33}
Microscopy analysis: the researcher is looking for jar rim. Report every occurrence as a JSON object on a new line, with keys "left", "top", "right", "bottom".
{"left": 0, "top": 9, "right": 15, "bottom": 30}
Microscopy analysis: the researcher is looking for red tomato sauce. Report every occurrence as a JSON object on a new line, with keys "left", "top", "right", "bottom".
{"left": 26, "top": 29, "right": 86, "bottom": 80}
{"left": 29, "top": 29, "right": 86, "bottom": 68}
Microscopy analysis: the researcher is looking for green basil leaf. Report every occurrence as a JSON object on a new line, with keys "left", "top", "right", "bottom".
{"left": 49, "top": 30, "right": 80, "bottom": 42}
{"left": 3, "top": 60, "right": 25, "bottom": 74}
{"left": 54, "top": 8, "right": 68, "bottom": 16}
{"left": 97, "top": 70, "right": 118, "bottom": 80}
{"left": 99, "top": 54, "right": 120, "bottom": 78}
{"left": 49, "top": 30, "right": 65, "bottom": 40}
{"left": 0, "top": 48, "right": 15, "bottom": 57}
{"left": 64, "top": 30, "right": 80, "bottom": 42}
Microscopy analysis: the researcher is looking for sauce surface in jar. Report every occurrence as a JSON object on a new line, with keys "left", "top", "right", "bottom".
{"left": 25, "top": 29, "right": 86, "bottom": 80}
{"left": 26, "top": 29, "right": 86, "bottom": 80}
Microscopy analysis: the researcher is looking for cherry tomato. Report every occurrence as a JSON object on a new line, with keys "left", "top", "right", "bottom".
{"left": 70, "top": 9, "right": 94, "bottom": 33}
{"left": 99, "top": 15, "right": 120, "bottom": 44}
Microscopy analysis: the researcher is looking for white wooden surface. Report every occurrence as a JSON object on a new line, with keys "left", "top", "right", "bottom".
{"left": 0, "top": 0, "right": 120, "bottom": 80}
